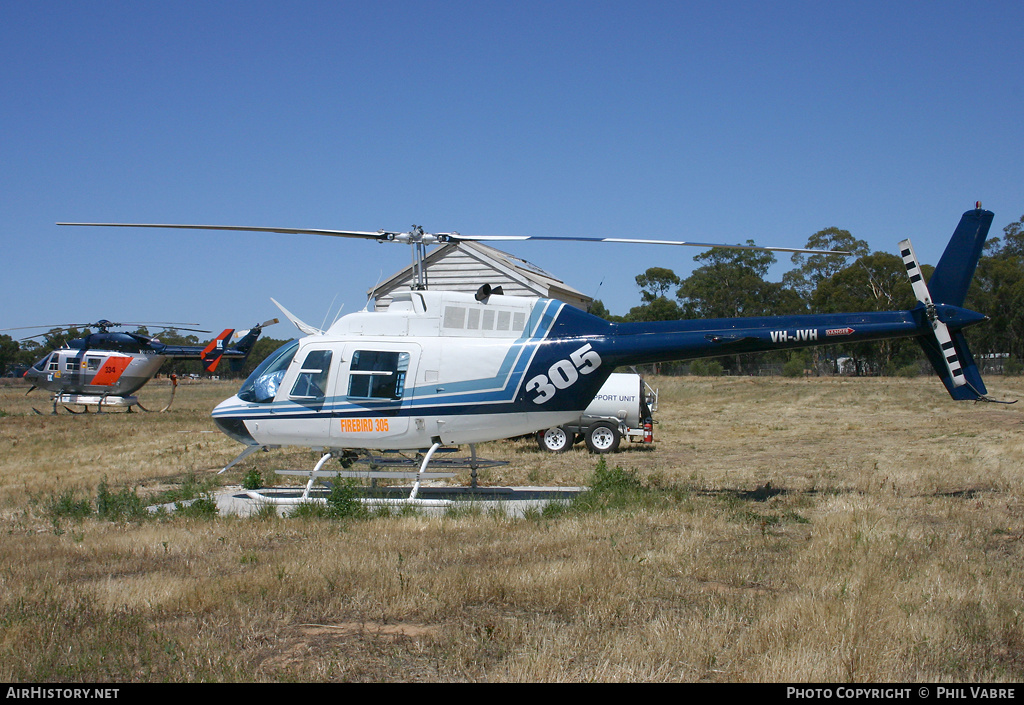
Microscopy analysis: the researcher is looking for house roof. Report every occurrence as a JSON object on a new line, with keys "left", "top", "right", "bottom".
{"left": 368, "top": 241, "right": 592, "bottom": 310}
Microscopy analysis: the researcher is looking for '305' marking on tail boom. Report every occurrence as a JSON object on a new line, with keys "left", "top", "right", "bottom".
{"left": 526, "top": 343, "right": 602, "bottom": 404}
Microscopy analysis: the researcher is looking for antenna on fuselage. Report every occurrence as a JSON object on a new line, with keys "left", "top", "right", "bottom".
{"left": 320, "top": 293, "right": 340, "bottom": 332}
{"left": 365, "top": 269, "right": 385, "bottom": 312}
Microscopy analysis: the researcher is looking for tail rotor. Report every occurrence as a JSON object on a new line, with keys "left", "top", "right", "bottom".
{"left": 899, "top": 238, "right": 967, "bottom": 390}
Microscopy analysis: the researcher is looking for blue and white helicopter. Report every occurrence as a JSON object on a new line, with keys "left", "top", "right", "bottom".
{"left": 7, "top": 319, "right": 276, "bottom": 414}
{"left": 59, "top": 205, "right": 996, "bottom": 506}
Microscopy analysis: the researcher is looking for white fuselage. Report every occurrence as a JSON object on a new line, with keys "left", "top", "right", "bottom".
{"left": 212, "top": 290, "right": 602, "bottom": 451}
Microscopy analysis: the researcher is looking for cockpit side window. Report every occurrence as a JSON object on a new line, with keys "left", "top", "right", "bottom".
{"left": 290, "top": 349, "right": 332, "bottom": 400}
{"left": 237, "top": 339, "right": 299, "bottom": 403}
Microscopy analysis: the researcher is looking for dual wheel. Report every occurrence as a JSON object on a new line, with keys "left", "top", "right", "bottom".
{"left": 536, "top": 421, "right": 620, "bottom": 454}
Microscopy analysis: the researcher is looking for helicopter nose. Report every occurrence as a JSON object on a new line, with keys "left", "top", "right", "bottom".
{"left": 213, "top": 416, "right": 257, "bottom": 446}
{"left": 211, "top": 396, "right": 258, "bottom": 446}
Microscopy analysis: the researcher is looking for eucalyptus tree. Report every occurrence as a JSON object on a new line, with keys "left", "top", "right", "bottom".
{"left": 965, "top": 213, "right": 1024, "bottom": 365}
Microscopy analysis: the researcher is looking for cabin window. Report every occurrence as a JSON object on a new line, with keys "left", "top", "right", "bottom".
{"left": 48, "top": 356, "right": 60, "bottom": 372}
{"left": 348, "top": 350, "right": 409, "bottom": 400}
{"left": 86, "top": 357, "right": 101, "bottom": 372}
{"left": 290, "top": 349, "right": 332, "bottom": 400}
{"left": 65, "top": 358, "right": 80, "bottom": 372}
{"left": 443, "top": 306, "right": 466, "bottom": 329}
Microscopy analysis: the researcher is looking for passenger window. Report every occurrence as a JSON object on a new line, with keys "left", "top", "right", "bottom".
{"left": 348, "top": 350, "right": 410, "bottom": 400}
{"left": 290, "top": 349, "right": 332, "bottom": 399}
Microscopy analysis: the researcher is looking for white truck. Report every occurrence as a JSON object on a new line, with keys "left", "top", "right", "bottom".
{"left": 536, "top": 372, "right": 657, "bottom": 453}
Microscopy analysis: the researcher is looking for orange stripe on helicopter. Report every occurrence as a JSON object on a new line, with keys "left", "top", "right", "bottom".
{"left": 201, "top": 329, "right": 234, "bottom": 373}
{"left": 90, "top": 356, "right": 132, "bottom": 386}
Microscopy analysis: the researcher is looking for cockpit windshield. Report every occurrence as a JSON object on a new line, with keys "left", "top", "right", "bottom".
{"left": 32, "top": 353, "right": 52, "bottom": 371}
{"left": 237, "top": 339, "right": 299, "bottom": 403}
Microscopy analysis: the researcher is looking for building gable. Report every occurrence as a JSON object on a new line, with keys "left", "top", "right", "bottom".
{"left": 370, "top": 241, "right": 591, "bottom": 311}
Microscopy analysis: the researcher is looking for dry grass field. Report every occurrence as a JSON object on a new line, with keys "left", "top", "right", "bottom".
{"left": 2, "top": 373, "right": 1023, "bottom": 682}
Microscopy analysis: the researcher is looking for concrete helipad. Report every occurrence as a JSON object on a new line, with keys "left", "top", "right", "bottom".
{"left": 212, "top": 484, "right": 585, "bottom": 518}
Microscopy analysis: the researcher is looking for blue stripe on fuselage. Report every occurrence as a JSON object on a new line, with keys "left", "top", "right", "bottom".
{"left": 410, "top": 298, "right": 562, "bottom": 398}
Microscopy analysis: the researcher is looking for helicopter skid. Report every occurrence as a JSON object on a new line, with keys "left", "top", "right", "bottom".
{"left": 240, "top": 443, "right": 506, "bottom": 508}
{"left": 58, "top": 393, "right": 138, "bottom": 407}
{"left": 245, "top": 489, "right": 452, "bottom": 509}
{"left": 34, "top": 393, "right": 141, "bottom": 414}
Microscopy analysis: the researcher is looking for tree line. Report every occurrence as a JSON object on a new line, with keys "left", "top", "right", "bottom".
{"left": 4, "top": 213, "right": 1022, "bottom": 380}
{"left": 587, "top": 213, "right": 1024, "bottom": 376}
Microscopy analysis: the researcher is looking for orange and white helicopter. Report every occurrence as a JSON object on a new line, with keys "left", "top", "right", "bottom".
{"left": 59, "top": 205, "right": 996, "bottom": 505}
{"left": 8, "top": 318, "right": 276, "bottom": 413}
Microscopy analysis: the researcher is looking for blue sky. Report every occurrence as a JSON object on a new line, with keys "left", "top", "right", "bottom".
{"left": 2, "top": 1, "right": 1022, "bottom": 340}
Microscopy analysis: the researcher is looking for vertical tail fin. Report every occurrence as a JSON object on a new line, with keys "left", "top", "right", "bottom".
{"left": 928, "top": 205, "right": 993, "bottom": 307}
{"left": 201, "top": 329, "right": 235, "bottom": 373}
{"left": 225, "top": 318, "right": 279, "bottom": 373}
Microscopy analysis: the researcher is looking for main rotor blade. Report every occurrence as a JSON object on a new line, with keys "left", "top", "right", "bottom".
{"left": 149, "top": 327, "right": 212, "bottom": 334}
{"left": 57, "top": 223, "right": 391, "bottom": 240}
{"left": 451, "top": 234, "right": 851, "bottom": 256}
{"left": 119, "top": 321, "right": 204, "bottom": 327}
{"left": 57, "top": 222, "right": 850, "bottom": 255}
{"left": 0, "top": 323, "right": 82, "bottom": 333}
{"left": 0, "top": 321, "right": 204, "bottom": 334}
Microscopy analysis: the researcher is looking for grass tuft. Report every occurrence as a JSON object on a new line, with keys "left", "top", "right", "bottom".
{"left": 96, "top": 478, "right": 147, "bottom": 521}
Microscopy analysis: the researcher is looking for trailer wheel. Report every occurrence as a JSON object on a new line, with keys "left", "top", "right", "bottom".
{"left": 537, "top": 426, "right": 573, "bottom": 453}
{"left": 585, "top": 422, "right": 620, "bottom": 454}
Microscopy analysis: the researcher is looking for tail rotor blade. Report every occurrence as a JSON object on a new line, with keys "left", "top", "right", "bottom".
{"left": 899, "top": 238, "right": 966, "bottom": 388}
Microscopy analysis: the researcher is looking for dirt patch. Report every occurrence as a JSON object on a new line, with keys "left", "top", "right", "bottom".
{"left": 296, "top": 621, "right": 439, "bottom": 639}
{"left": 697, "top": 580, "right": 772, "bottom": 596}
{"left": 258, "top": 620, "right": 441, "bottom": 675}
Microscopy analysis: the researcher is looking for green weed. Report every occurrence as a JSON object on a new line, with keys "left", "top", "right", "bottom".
{"left": 241, "top": 468, "right": 263, "bottom": 490}
{"left": 96, "top": 478, "right": 146, "bottom": 521}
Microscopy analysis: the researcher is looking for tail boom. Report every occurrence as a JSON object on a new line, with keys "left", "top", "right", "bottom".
{"left": 580, "top": 206, "right": 995, "bottom": 401}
